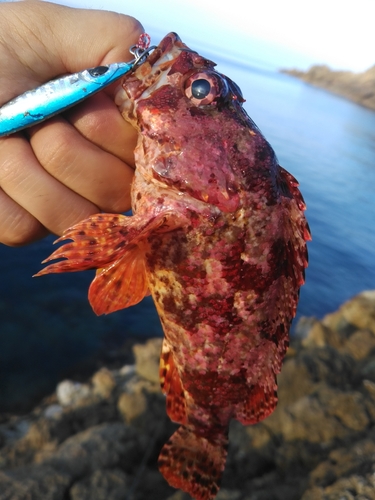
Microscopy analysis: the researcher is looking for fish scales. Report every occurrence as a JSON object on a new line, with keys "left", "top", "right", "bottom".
{"left": 36, "top": 33, "right": 310, "bottom": 500}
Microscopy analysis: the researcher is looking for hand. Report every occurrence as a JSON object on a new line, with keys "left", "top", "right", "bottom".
{"left": 0, "top": 1, "right": 143, "bottom": 246}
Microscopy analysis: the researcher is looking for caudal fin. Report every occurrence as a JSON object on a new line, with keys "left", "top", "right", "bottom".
{"left": 158, "top": 425, "right": 228, "bottom": 500}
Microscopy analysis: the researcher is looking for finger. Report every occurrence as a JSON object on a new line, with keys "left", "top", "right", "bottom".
{"left": 0, "top": 188, "right": 47, "bottom": 246}
{"left": 0, "top": 3, "right": 143, "bottom": 103}
{"left": 28, "top": 115, "right": 134, "bottom": 214}
{"left": 64, "top": 91, "right": 138, "bottom": 168}
{"left": 0, "top": 135, "right": 100, "bottom": 236}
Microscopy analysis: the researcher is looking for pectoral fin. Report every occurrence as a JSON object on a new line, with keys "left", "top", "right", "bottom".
{"left": 35, "top": 213, "right": 170, "bottom": 275}
{"left": 88, "top": 244, "right": 150, "bottom": 315}
{"left": 35, "top": 211, "right": 183, "bottom": 315}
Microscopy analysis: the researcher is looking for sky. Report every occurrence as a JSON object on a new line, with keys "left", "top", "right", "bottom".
{"left": 57, "top": 0, "right": 375, "bottom": 73}
{"left": 1, "top": 0, "right": 374, "bottom": 72}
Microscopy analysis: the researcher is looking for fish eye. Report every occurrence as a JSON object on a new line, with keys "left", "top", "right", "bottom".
{"left": 184, "top": 71, "right": 227, "bottom": 106}
{"left": 191, "top": 79, "right": 211, "bottom": 99}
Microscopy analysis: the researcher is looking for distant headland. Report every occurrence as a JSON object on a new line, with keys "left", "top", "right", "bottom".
{"left": 281, "top": 64, "right": 375, "bottom": 111}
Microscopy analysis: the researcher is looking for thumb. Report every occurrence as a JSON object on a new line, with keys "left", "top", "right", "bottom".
{"left": 0, "top": 1, "right": 143, "bottom": 102}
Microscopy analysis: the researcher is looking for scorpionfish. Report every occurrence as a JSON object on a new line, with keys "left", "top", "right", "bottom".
{"left": 37, "top": 33, "right": 310, "bottom": 500}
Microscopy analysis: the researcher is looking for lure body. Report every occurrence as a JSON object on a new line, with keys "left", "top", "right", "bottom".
{"left": 0, "top": 62, "right": 133, "bottom": 137}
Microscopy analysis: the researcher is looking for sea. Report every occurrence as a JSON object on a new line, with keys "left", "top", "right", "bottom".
{"left": 1, "top": 53, "right": 375, "bottom": 411}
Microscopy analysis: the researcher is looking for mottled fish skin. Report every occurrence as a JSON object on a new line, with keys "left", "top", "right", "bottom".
{"left": 36, "top": 33, "right": 310, "bottom": 500}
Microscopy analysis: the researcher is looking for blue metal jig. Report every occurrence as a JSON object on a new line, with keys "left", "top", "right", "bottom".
{"left": 0, "top": 39, "right": 155, "bottom": 137}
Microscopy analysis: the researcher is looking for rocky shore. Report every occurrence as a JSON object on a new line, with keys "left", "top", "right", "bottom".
{"left": 2, "top": 291, "right": 375, "bottom": 499}
{"left": 282, "top": 64, "right": 375, "bottom": 111}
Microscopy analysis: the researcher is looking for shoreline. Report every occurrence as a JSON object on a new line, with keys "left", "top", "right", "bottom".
{"left": 281, "top": 64, "right": 375, "bottom": 112}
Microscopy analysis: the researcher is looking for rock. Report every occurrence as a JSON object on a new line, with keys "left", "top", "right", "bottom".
{"left": 44, "top": 422, "right": 142, "bottom": 478}
{"left": 326, "top": 390, "right": 369, "bottom": 431}
{"left": 166, "top": 489, "right": 242, "bottom": 500}
{"left": 117, "top": 392, "right": 148, "bottom": 424}
{"left": 0, "top": 418, "right": 30, "bottom": 444}
{"left": 300, "top": 321, "right": 328, "bottom": 348}
{"left": 133, "top": 338, "right": 162, "bottom": 384}
{"left": 92, "top": 368, "right": 116, "bottom": 399}
{"left": 302, "top": 476, "right": 375, "bottom": 500}
{"left": 2, "top": 292, "right": 375, "bottom": 499}
{"left": 302, "top": 432, "right": 375, "bottom": 499}
{"left": 43, "top": 405, "right": 63, "bottom": 420}
{"left": 323, "top": 290, "right": 375, "bottom": 335}
{"left": 0, "top": 465, "right": 71, "bottom": 500}
{"left": 281, "top": 65, "right": 375, "bottom": 111}
{"left": 56, "top": 380, "right": 91, "bottom": 407}
{"left": 70, "top": 469, "right": 130, "bottom": 500}
{"left": 166, "top": 492, "right": 191, "bottom": 500}
{"left": 342, "top": 329, "right": 375, "bottom": 360}
{"left": 360, "top": 358, "right": 375, "bottom": 383}
{"left": 134, "top": 468, "right": 176, "bottom": 500}
{"left": 119, "top": 364, "right": 136, "bottom": 377}
{"left": 294, "top": 316, "right": 319, "bottom": 340}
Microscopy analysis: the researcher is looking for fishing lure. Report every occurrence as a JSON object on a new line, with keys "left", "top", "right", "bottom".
{"left": 0, "top": 34, "right": 154, "bottom": 137}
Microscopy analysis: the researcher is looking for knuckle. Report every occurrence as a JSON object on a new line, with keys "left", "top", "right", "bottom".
{"left": 110, "top": 11, "right": 144, "bottom": 38}
{"left": 31, "top": 126, "right": 79, "bottom": 177}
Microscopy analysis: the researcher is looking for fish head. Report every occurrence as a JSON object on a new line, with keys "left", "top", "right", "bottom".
{"left": 115, "top": 32, "right": 278, "bottom": 213}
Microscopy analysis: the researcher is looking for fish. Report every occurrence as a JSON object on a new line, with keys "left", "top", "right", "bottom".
{"left": 36, "top": 32, "right": 311, "bottom": 500}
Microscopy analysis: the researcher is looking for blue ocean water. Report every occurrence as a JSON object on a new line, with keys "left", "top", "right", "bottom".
{"left": 1, "top": 57, "right": 375, "bottom": 410}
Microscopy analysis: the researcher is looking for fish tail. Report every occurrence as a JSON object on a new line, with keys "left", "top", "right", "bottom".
{"left": 158, "top": 425, "right": 228, "bottom": 500}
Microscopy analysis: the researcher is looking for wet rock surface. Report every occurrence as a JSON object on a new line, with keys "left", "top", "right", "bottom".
{"left": 2, "top": 293, "right": 375, "bottom": 499}
{"left": 281, "top": 64, "right": 375, "bottom": 112}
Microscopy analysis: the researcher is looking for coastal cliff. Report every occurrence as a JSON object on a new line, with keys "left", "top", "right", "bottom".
{"left": 282, "top": 64, "right": 375, "bottom": 111}
{"left": 2, "top": 291, "right": 375, "bottom": 499}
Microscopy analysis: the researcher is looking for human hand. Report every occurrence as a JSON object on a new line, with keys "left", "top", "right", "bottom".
{"left": 0, "top": 1, "right": 143, "bottom": 246}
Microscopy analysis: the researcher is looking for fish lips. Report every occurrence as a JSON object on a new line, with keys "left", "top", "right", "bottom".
{"left": 115, "top": 33, "right": 183, "bottom": 111}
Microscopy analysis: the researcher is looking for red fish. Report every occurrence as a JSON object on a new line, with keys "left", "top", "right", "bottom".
{"left": 36, "top": 33, "right": 310, "bottom": 500}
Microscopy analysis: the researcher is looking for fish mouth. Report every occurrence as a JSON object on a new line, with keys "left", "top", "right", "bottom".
{"left": 142, "top": 32, "right": 185, "bottom": 67}
{"left": 114, "top": 33, "right": 186, "bottom": 116}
